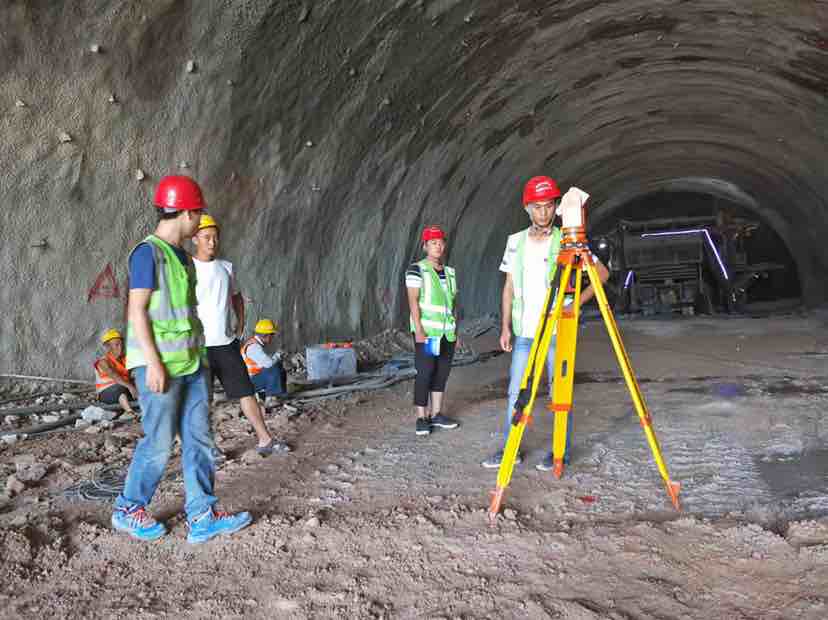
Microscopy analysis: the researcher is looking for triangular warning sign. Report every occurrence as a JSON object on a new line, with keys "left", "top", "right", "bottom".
{"left": 88, "top": 263, "right": 121, "bottom": 302}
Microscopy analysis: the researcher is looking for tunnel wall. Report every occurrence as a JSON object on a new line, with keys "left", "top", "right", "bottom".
{"left": 0, "top": 1, "right": 825, "bottom": 378}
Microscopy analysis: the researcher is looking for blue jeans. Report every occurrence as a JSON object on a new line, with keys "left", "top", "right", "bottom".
{"left": 115, "top": 364, "right": 217, "bottom": 520}
{"left": 503, "top": 336, "right": 573, "bottom": 453}
{"left": 251, "top": 363, "right": 287, "bottom": 396}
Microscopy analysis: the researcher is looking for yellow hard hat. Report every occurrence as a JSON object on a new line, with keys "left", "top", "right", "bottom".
{"left": 198, "top": 213, "right": 219, "bottom": 231}
{"left": 254, "top": 319, "right": 278, "bottom": 335}
{"left": 100, "top": 328, "right": 122, "bottom": 345}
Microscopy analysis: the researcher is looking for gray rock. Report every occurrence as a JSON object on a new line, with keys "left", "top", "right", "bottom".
{"left": 81, "top": 406, "right": 114, "bottom": 422}
{"left": 15, "top": 457, "right": 47, "bottom": 483}
{"left": 5, "top": 475, "right": 26, "bottom": 496}
{"left": 241, "top": 449, "right": 262, "bottom": 464}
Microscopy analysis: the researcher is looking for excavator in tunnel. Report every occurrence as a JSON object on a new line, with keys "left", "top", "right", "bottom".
{"left": 594, "top": 211, "right": 786, "bottom": 316}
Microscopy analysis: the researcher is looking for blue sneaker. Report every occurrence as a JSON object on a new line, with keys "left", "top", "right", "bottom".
{"left": 111, "top": 506, "right": 167, "bottom": 541}
{"left": 187, "top": 508, "right": 253, "bottom": 544}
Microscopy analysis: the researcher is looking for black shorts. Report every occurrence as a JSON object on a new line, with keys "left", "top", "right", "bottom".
{"left": 206, "top": 340, "right": 255, "bottom": 400}
{"left": 99, "top": 384, "right": 131, "bottom": 405}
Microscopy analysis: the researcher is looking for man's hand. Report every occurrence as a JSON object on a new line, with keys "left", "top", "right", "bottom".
{"left": 500, "top": 327, "right": 513, "bottom": 352}
{"left": 414, "top": 328, "right": 427, "bottom": 344}
{"left": 146, "top": 360, "right": 168, "bottom": 394}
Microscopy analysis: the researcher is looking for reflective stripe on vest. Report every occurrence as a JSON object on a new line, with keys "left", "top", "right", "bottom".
{"left": 511, "top": 227, "right": 562, "bottom": 337}
{"left": 409, "top": 260, "right": 457, "bottom": 342}
{"left": 94, "top": 353, "right": 129, "bottom": 393}
{"left": 125, "top": 235, "right": 203, "bottom": 378}
{"left": 241, "top": 337, "right": 263, "bottom": 376}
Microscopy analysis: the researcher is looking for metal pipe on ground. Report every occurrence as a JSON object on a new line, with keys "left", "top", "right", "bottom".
{"left": 1, "top": 413, "right": 84, "bottom": 438}
{"left": 0, "top": 386, "right": 95, "bottom": 407}
{"left": 0, "top": 400, "right": 137, "bottom": 419}
{"left": 0, "top": 373, "right": 95, "bottom": 385}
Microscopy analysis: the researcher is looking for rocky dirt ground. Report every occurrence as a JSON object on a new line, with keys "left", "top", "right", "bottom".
{"left": 1, "top": 315, "right": 828, "bottom": 619}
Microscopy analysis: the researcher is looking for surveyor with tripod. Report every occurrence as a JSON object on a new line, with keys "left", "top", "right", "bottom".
{"left": 481, "top": 177, "right": 608, "bottom": 470}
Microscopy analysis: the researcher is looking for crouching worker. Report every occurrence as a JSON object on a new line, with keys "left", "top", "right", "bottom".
{"left": 112, "top": 175, "right": 251, "bottom": 544}
{"left": 241, "top": 319, "right": 288, "bottom": 400}
{"left": 94, "top": 329, "right": 137, "bottom": 416}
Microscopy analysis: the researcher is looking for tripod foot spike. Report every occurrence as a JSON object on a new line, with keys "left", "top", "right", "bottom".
{"left": 667, "top": 481, "right": 681, "bottom": 511}
{"left": 488, "top": 487, "right": 505, "bottom": 526}
{"left": 553, "top": 459, "right": 564, "bottom": 479}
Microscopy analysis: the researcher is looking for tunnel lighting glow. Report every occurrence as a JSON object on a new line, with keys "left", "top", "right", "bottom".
{"left": 624, "top": 270, "right": 634, "bottom": 289}
{"left": 640, "top": 229, "right": 729, "bottom": 280}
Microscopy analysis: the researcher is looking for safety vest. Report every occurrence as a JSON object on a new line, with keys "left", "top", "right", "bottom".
{"left": 125, "top": 235, "right": 203, "bottom": 378}
{"left": 241, "top": 336, "right": 264, "bottom": 376}
{"left": 509, "top": 227, "right": 562, "bottom": 337}
{"left": 409, "top": 260, "right": 457, "bottom": 342}
{"left": 94, "top": 353, "right": 129, "bottom": 393}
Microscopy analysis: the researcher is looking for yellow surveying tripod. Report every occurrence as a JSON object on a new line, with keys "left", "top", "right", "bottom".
{"left": 488, "top": 191, "right": 681, "bottom": 524}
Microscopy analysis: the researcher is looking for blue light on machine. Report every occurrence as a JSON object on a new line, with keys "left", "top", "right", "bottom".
{"left": 640, "top": 229, "right": 729, "bottom": 280}
{"left": 623, "top": 270, "right": 634, "bottom": 289}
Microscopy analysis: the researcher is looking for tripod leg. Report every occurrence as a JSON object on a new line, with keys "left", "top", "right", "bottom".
{"left": 488, "top": 264, "right": 573, "bottom": 523}
{"left": 585, "top": 259, "right": 681, "bottom": 510}
{"left": 549, "top": 268, "right": 582, "bottom": 478}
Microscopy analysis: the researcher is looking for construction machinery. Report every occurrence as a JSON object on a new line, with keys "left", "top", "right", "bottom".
{"left": 599, "top": 214, "right": 784, "bottom": 316}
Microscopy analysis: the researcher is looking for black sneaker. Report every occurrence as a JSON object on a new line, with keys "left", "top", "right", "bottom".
{"left": 416, "top": 417, "right": 431, "bottom": 436}
{"left": 430, "top": 414, "right": 459, "bottom": 430}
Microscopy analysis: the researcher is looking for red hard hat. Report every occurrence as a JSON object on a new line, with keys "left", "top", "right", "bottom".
{"left": 522, "top": 176, "right": 561, "bottom": 206}
{"left": 422, "top": 226, "right": 445, "bottom": 242}
{"left": 154, "top": 175, "right": 206, "bottom": 211}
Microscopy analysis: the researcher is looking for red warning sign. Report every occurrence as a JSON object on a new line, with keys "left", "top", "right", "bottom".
{"left": 88, "top": 263, "right": 120, "bottom": 303}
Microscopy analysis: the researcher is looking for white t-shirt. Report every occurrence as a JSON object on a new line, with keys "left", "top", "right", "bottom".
{"left": 193, "top": 257, "right": 239, "bottom": 347}
{"left": 517, "top": 236, "right": 553, "bottom": 338}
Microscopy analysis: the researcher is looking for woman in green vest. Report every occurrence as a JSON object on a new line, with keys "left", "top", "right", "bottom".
{"left": 406, "top": 226, "right": 461, "bottom": 437}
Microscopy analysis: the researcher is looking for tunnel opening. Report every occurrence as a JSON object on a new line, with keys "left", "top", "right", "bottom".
{"left": 592, "top": 189, "right": 802, "bottom": 316}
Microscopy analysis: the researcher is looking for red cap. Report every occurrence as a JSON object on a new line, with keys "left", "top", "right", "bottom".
{"left": 522, "top": 176, "right": 561, "bottom": 206}
{"left": 154, "top": 176, "right": 206, "bottom": 211}
{"left": 421, "top": 226, "right": 445, "bottom": 242}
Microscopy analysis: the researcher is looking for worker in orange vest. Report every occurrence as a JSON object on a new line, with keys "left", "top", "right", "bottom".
{"left": 94, "top": 329, "right": 138, "bottom": 416}
{"left": 241, "top": 319, "right": 288, "bottom": 401}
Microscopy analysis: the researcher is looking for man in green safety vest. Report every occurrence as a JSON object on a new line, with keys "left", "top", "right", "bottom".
{"left": 112, "top": 175, "right": 252, "bottom": 543}
{"left": 481, "top": 176, "right": 608, "bottom": 471}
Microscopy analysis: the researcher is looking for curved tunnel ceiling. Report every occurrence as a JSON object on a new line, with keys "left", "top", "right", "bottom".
{"left": 216, "top": 1, "right": 827, "bottom": 344}
{"left": 0, "top": 1, "right": 825, "bottom": 377}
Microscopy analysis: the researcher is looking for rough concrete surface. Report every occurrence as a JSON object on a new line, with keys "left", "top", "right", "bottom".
{"left": 1, "top": 1, "right": 826, "bottom": 378}
{"left": 1, "top": 315, "right": 828, "bottom": 618}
